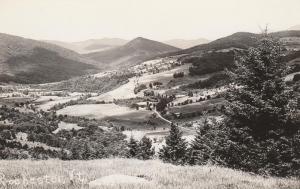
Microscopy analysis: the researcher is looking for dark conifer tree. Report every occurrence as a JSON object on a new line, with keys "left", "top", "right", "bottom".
{"left": 126, "top": 136, "right": 139, "bottom": 158}
{"left": 225, "top": 33, "right": 299, "bottom": 138}
{"left": 159, "top": 123, "right": 188, "bottom": 165}
{"left": 190, "top": 118, "right": 212, "bottom": 165}
{"left": 137, "top": 136, "right": 155, "bottom": 160}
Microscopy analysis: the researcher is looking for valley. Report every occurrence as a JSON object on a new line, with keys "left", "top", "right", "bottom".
{"left": 1, "top": 30, "right": 300, "bottom": 158}
{"left": 0, "top": 55, "right": 224, "bottom": 151}
{"left": 0, "top": 28, "right": 300, "bottom": 188}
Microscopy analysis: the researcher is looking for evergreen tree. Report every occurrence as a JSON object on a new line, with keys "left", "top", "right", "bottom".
{"left": 126, "top": 136, "right": 139, "bottom": 158}
{"left": 137, "top": 136, "right": 155, "bottom": 160}
{"left": 190, "top": 118, "right": 212, "bottom": 165}
{"left": 186, "top": 33, "right": 300, "bottom": 176}
{"left": 225, "top": 33, "right": 299, "bottom": 138}
{"left": 215, "top": 33, "right": 300, "bottom": 176}
{"left": 159, "top": 123, "right": 188, "bottom": 165}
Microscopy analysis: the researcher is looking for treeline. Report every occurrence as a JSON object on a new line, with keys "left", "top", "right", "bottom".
{"left": 186, "top": 51, "right": 235, "bottom": 76}
{"left": 183, "top": 72, "right": 230, "bottom": 89}
{"left": 38, "top": 72, "right": 134, "bottom": 93}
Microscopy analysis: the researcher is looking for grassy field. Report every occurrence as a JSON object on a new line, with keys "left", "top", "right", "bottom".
{"left": 0, "top": 158, "right": 299, "bottom": 189}
{"left": 56, "top": 103, "right": 153, "bottom": 121}
{"left": 168, "top": 98, "right": 224, "bottom": 114}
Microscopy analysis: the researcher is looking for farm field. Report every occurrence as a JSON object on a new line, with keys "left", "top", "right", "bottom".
{"left": 168, "top": 98, "right": 224, "bottom": 114}
{"left": 56, "top": 103, "right": 153, "bottom": 121}
{"left": 35, "top": 95, "right": 82, "bottom": 111}
{"left": 89, "top": 63, "right": 207, "bottom": 102}
{"left": 0, "top": 158, "right": 299, "bottom": 189}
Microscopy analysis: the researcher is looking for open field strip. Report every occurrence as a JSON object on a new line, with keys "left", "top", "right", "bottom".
{"left": 0, "top": 158, "right": 299, "bottom": 189}
{"left": 56, "top": 103, "right": 153, "bottom": 120}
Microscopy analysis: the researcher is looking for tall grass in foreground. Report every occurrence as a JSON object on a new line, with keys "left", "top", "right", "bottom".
{"left": 0, "top": 158, "right": 299, "bottom": 189}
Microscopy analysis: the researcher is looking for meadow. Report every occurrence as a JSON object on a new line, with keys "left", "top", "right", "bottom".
{"left": 0, "top": 158, "right": 299, "bottom": 189}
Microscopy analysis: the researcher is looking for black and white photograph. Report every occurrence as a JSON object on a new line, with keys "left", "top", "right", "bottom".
{"left": 0, "top": 0, "right": 299, "bottom": 188}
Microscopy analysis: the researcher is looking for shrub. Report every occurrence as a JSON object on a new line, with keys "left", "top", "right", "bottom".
{"left": 137, "top": 136, "right": 155, "bottom": 160}
{"left": 173, "top": 72, "right": 184, "bottom": 78}
{"left": 134, "top": 84, "right": 147, "bottom": 94}
{"left": 293, "top": 73, "right": 300, "bottom": 82}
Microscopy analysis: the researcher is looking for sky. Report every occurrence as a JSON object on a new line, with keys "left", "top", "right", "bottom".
{"left": 0, "top": 0, "right": 299, "bottom": 42}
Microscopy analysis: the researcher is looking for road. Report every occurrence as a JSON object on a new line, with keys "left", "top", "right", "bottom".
{"left": 153, "top": 110, "right": 196, "bottom": 135}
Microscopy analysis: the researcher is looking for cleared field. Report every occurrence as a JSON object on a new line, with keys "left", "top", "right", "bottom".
{"left": 285, "top": 71, "right": 300, "bottom": 81}
{"left": 36, "top": 95, "right": 81, "bottom": 111}
{"left": 169, "top": 98, "right": 224, "bottom": 114}
{"left": 0, "top": 158, "right": 298, "bottom": 189}
{"left": 89, "top": 64, "right": 206, "bottom": 102}
{"left": 89, "top": 77, "right": 142, "bottom": 102}
{"left": 0, "top": 97, "right": 34, "bottom": 106}
{"left": 57, "top": 103, "right": 153, "bottom": 121}
{"left": 52, "top": 121, "right": 83, "bottom": 134}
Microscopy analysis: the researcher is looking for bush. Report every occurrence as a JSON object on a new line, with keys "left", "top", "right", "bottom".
{"left": 134, "top": 84, "right": 147, "bottom": 94}
{"left": 173, "top": 72, "right": 184, "bottom": 78}
{"left": 293, "top": 73, "right": 300, "bottom": 82}
{"left": 126, "top": 136, "right": 155, "bottom": 160}
{"left": 153, "top": 81, "right": 163, "bottom": 86}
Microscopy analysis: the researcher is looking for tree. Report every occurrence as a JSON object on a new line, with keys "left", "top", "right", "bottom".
{"left": 225, "top": 34, "right": 299, "bottom": 138}
{"left": 137, "top": 136, "right": 155, "bottom": 160}
{"left": 214, "top": 33, "right": 300, "bottom": 176}
{"left": 156, "top": 98, "right": 169, "bottom": 113}
{"left": 149, "top": 83, "right": 153, "bottom": 88}
{"left": 190, "top": 118, "right": 212, "bottom": 165}
{"left": 126, "top": 136, "right": 139, "bottom": 158}
{"left": 159, "top": 123, "right": 188, "bottom": 165}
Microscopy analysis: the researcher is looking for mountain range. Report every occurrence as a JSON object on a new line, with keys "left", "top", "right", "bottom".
{"left": 1, "top": 30, "right": 300, "bottom": 84}
{"left": 174, "top": 30, "right": 300, "bottom": 78}
{"left": 0, "top": 33, "right": 99, "bottom": 84}
{"left": 163, "top": 38, "right": 210, "bottom": 49}
{"left": 85, "top": 37, "right": 180, "bottom": 69}
{"left": 0, "top": 34, "right": 181, "bottom": 83}
{"left": 44, "top": 38, "right": 128, "bottom": 54}
{"left": 288, "top": 25, "right": 300, "bottom": 31}
{"left": 45, "top": 38, "right": 210, "bottom": 54}
{"left": 168, "top": 30, "right": 300, "bottom": 57}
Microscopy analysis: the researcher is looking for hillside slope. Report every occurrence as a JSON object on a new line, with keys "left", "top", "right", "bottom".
{"left": 0, "top": 33, "right": 99, "bottom": 84}
{"left": 45, "top": 38, "right": 128, "bottom": 54}
{"left": 0, "top": 158, "right": 298, "bottom": 189}
{"left": 163, "top": 38, "right": 210, "bottom": 49}
{"left": 169, "top": 30, "right": 300, "bottom": 56}
{"left": 86, "top": 37, "right": 180, "bottom": 69}
{"left": 174, "top": 31, "right": 300, "bottom": 77}
{"left": 288, "top": 24, "right": 300, "bottom": 30}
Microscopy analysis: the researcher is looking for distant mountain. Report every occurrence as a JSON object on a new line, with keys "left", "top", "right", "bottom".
{"left": 168, "top": 30, "right": 300, "bottom": 56}
{"left": 288, "top": 25, "right": 300, "bottom": 30}
{"left": 163, "top": 38, "right": 210, "bottom": 49}
{"left": 177, "top": 32, "right": 258, "bottom": 55}
{"left": 171, "top": 30, "right": 300, "bottom": 77}
{"left": 85, "top": 37, "right": 180, "bottom": 69}
{"left": 0, "top": 33, "right": 99, "bottom": 84}
{"left": 45, "top": 38, "right": 128, "bottom": 54}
